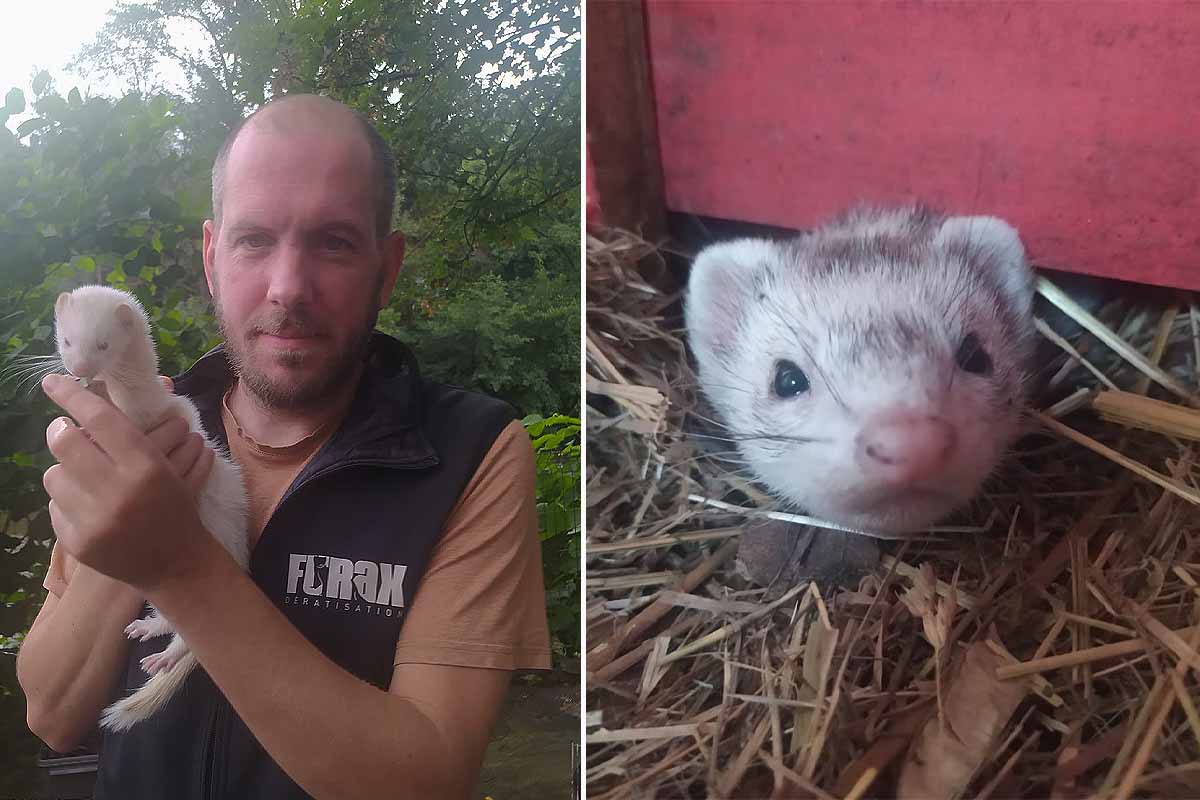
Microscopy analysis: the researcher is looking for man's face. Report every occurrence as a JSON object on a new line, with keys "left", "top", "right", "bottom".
{"left": 202, "top": 125, "right": 402, "bottom": 410}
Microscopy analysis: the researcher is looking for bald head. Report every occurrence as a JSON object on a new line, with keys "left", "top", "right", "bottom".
{"left": 211, "top": 94, "right": 397, "bottom": 238}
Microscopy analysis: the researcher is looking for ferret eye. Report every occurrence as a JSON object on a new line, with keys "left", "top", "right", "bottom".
{"left": 97, "top": 342, "right": 109, "bottom": 351}
{"left": 772, "top": 360, "right": 810, "bottom": 398}
{"left": 955, "top": 332, "right": 992, "bottom": 375}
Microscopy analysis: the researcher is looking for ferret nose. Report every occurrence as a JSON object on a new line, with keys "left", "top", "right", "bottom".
{"left": 856, "top": 413, "right": 956, "bottom": 484}
{"left": 66, "top": 357, "right": 99, "bottom": 379}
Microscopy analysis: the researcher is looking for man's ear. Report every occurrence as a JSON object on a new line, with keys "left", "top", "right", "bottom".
{"left": 378, "top": 230, "right": 406, "bottom": 308}
{"left": 202, "top": 219, "right": 218, "bottom": 297}
{"left": 685, "top": 238, "right": 780, "bottom": 363}
{"left": 934, "top": 215, "right": 1034, "bottom": 318}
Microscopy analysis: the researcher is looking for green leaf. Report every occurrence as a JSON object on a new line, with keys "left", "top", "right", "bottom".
{"left": 35, "top": 94, "right": 68, "bottom": 117}
{"left": 73, "top": 255, "right": 97, "bottom": 273}
{"left": 4, "top": 87, "right": 24, "bottom": 115}
{"left": 105, "top": 264, "right": 128, "bottom": 286}
{"left": 15, "top": 117, "right": 49, "bottom": 138}
{"left": 8, "top": 453, "right": 34, "bottom": 468}
{"left": 32, "top": 71, "right": 50, "bottom": 95}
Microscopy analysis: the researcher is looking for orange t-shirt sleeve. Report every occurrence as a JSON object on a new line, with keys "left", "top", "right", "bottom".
{"left": 393, "top": 419, "right": 552, "bottom": 671}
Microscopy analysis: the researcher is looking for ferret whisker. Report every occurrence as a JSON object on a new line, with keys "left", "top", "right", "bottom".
{"left": 680, "top": 431, "right": 744, "bottom": 443}
{"left": 688, "top": 448, "right": 751, "bottom": 461}
{"left": 1, "top": 355, "right": 61, "bottom": 372}
{"left": 4, "top": 354, "right": 60, "bottom": 367}
{"left": 685, "top": 408, "right": 732, "bottom": 428}
{"left": 680, "top": 454, "right": 755, "bottom": 469}
{"left": 1, "top": 361, "right": 62, "bottom": 387}
{"left": 15, "top": 365, "right": 65, "bottom": 398}
{"left": 688, "top": 382, "right": 755, "bottom": 397}
{"left": 744, "top": 433, "right": 827, "bottom": 445}
{"left": 680, "top": 429, "right": 827, "bottom": 446}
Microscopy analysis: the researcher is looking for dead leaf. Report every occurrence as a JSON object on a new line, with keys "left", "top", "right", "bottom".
{"left": 897, "top": 639, "right": 1031, "bottom": 800}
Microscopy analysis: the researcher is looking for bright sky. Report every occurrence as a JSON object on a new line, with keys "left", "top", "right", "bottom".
{"left": 0, "top": 2, "right": 579, "bottom": 132}
{"left": 1, "top": 1, "right": 123, "bottom": 128}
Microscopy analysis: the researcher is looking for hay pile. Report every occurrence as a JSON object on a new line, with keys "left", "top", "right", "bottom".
{"left": 584, "top": 229, "right": 1200, "bottom": 799}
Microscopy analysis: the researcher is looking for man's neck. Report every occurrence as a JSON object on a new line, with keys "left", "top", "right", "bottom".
{"left": 227, "top": 368, "right": 362, "bottom": 448}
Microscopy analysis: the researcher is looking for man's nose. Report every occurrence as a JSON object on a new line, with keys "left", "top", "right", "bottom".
{"left": 264, "top": 243, "right": 316, "bottom": 307}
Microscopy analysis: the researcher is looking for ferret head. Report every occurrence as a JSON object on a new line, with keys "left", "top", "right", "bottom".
{"left": 685, "top": 207, "right": 1035, "bottom": 534}
{"left": 54, "top": 286, "right": 153, "bottom": 381}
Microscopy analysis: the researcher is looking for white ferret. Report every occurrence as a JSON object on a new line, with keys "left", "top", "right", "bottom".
{"left": 52, "top": 285, "right": 249, "bottom": 731}
{"left": 685, "top": 206, "right": 1036, "bottom": 535}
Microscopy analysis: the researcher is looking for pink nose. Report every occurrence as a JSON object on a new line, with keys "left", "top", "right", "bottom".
{"left": 855, "top": 413, "right": 956, "bottom": 484}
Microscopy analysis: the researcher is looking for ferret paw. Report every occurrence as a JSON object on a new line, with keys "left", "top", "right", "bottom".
{"left": 140, "top": 651, "right": 179, "bottom": 675}
{"left": 125, "top": 617, "right": 171, "bottom": 641}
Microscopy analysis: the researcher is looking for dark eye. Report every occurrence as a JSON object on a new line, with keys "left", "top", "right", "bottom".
{"left": 955, "top": 332, "right": 992, "bottom": 375}
{"left": 97, "top": 342, "right": 109, "bottom": 351}
{"left": 772, "top": 360, "right": 810, "bottom": 398}
{"left": 239, "top": 234, "right": 270, "bottom": 249}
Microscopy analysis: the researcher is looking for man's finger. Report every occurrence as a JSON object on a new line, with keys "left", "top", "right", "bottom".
{"left": 145, "top": 416, "right": 190, "bottom": 457}
{"left": 42, "top": 374, "right": 151, "bottom": 462}
{"left": 47, "top": 499, "right": 73, "bottom": 545}
{"left": 182, "top": 445, "right": 215, "bottom": 496}
{"left": 166, "top": 432, "right": 204, "bottom": 480}
{"left": 43, "top": 464, "right": 90, "bottom": 519}
{"left": 45, "top": 417, "right": 112, "bottom": 478}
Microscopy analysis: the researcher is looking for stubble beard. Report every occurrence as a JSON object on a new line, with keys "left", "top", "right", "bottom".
{"left": 213, "top": 285, "right": 382, "bottom": 412}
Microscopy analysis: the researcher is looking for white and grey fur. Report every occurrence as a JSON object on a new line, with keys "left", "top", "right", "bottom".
{"left": 53, "top": 285, "right": 249, "bottom": 731}
{"left": 685, "top": 206, "right": 1036, "bottom": 534}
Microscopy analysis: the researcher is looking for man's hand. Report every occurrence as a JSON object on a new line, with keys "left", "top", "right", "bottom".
{"left": 41, "top": 373, "right": 213, "bottom": 592}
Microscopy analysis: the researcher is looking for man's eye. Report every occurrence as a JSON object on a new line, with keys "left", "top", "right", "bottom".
{"left": 323, "top": 235, "right": 352, "bottom": 252}
{"left": 239, "top": 234, "right": 270, "bottom": 249}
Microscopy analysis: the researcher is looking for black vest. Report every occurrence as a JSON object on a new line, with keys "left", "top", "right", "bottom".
{"left": 93, "top": 333, "right": 517, "bottom": 799}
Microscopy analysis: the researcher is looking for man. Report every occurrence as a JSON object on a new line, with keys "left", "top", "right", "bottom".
{"left": 16, "top": 94, "right": 552, "bottom": 799}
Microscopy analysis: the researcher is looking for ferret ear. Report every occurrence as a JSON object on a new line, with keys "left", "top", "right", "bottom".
{"left": 115, "top": 303, "right": 138, "bottom": 329}
{"left": 935, "top": 216, "right": 1034, "bottom": 317}
{"left": 55, "top": 292, "right": 71, "bottom": 314}
{"left": 685, "top": 238, "right": 780, "bottom": 361}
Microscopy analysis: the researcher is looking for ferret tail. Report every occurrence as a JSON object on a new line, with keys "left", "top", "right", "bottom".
{"left": 99, "top": 651, "right": 198, "bottom": 732}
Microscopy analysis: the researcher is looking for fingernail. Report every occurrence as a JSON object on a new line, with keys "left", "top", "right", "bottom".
{"left": 53, "top": 418, "right": 69, "bottom": 436}
{"left": 42, "top": 374, "right": 59, "bottom": 391}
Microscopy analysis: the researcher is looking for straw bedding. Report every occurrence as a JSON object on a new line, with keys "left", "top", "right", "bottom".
{"left": 584, "top": 228, "right": 1200, "bottom": 800}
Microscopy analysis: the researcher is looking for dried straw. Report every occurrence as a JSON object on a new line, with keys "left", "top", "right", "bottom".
{"left": 585, "top": 228, "right": 1200, "bottom": 799}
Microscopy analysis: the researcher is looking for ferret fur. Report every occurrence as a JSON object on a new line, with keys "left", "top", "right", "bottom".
{"left": 685, "top": 206, "right": 1036, "bottom": 534}
{"left": 53, "top": 285, "right": 249, "bottom": 731}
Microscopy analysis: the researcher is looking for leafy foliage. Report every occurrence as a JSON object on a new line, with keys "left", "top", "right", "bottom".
{"left": 524, "top": 413, "right": 580, "bottom": 661}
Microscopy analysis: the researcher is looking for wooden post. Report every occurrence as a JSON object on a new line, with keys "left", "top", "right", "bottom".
{"left": 585, "top": 0, "right": 667, "bottom": 242}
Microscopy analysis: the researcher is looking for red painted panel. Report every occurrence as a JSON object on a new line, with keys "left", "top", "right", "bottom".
{"left": 586, "top": 140, "right": 603, "bottom": 229}
{"left": 643, "top": 1, "right": 1200, "bottom": 290}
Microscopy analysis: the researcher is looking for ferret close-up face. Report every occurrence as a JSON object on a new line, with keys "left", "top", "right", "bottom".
{"left": 54, "top": 286, "right": 146, "bottom": 382}
{"left": 686, "top": 206, "right": 1037, "bottom": 534}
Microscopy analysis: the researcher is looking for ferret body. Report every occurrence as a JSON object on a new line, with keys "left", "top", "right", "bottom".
{"left": 52, "top": 285, "right": 250, "bottom": 731}
{"left": 685, "top": 207, "right": 1036, "bottom": 535}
